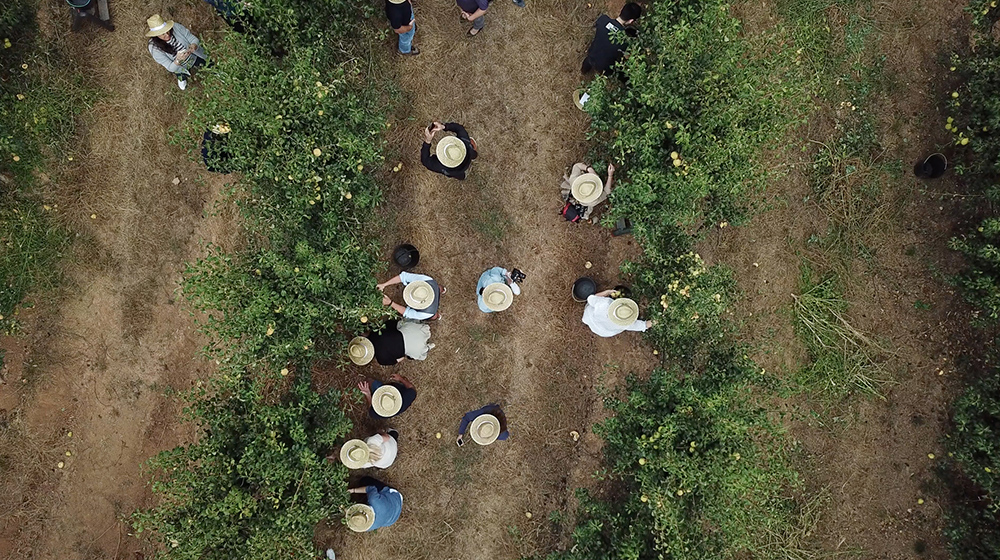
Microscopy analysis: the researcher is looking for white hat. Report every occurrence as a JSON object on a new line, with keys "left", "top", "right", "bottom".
{"left": 402, "top": 280, "right": 435, "bottom": 310}
{"left": 470, "top": 414, "right": 501, "bottom": 445}
{"left": 436, "top": 136, "right": 467, "bottom": 168}
{"left": 571, "top": 173, "right": 603, "bottom": 204}
{"left": 607, "top": 298, "right": 640, "bottom": 326}
{"left": 339, "top": 439, "right": 370, "bottom": 469}
{"left": 372, "top": 384, "right": 403, "bottom": 417}
{"left": 348, "top": 337, "right": 375, "bottom": 366}
{"left": 145, "top": 14, "right": 175, "bottom": 37}
{"left": 345, "top": 504, "right": 375, "bottom": 532}
{"left": 482, "top": 283, "right": 514, "bottom": 312}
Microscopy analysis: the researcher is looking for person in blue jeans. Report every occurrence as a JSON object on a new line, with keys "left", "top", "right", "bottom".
{"left": 346, "top": 477, "right": 403, "bottom": 532}
{"left": 386, "top": 0, "right": 419, "bottom": 55}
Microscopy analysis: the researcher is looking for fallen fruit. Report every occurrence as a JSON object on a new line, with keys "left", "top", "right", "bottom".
{"left": 570, "top": 430, "right": 580, "bottom": 441}
{"left": 525, "top": 512, "right": 532, "bottom": 519}
{"left": 435, "top": 432, "right": 441, "bottom": 439}
{"left": 57, "top": 462, "right": 64, "bottom": 469}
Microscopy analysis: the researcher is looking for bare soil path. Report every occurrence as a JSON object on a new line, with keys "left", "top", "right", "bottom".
{"left": 320, "top": 0, "right": 656, "bottom": 557}
{"left": 0, "top": 1, "right": 231, "bottom": 558}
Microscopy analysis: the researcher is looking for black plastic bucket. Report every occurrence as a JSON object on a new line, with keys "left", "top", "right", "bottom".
{"left": 393, "top": 244, "right": 420, "bottom": 270}
{"left": 913, "top": 153, "right": 947, "bottom": 179}
{"left": 572, "top": 277, "right": 597, "bottom": 302}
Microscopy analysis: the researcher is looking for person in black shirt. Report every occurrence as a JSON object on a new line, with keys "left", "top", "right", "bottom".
{"left": 358, "top": 374, "right": 417, "bottom": 419}
{"left": 386, "top": 0, "right": 419, "bottom": 55}
{"left": 420, "top": 121, "right": 478, "bottom": 180}
{"left": 581, "top": 3, "right": 641, "bottom": 74}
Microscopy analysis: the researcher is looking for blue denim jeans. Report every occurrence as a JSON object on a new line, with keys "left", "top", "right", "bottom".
{"left": 397, "top": 22, "right": 415, "bottom": 53}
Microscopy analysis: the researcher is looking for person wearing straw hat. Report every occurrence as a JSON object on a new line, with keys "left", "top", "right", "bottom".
{"left": 348, "top": 319, "right": 433, "bottom": 366}
{"left": 420, "top": 121, "right": 478, "bottom": 180}
{"left": 386, "top": 0, "right": 420, "bottom": 55}
{"left": 358, "top": 374, "right": 417, "bottom": 419}
{"left": 476, "top": 267, "right": 526, "bottom": 313}
{"left": 336, "top": 429, "right": 399, "bottom": 469}
{"left": 378, "top": 271, "right": 445, "bottom": 321}
{"left": 560, "top": 162, "right": 616, "bottom": 223}
{"left": 345, "top": 477, "right": 403, "bottom": 531}
{"left": 582, "top": 289, "right": 653, "bottom": 337}
{"left": 456, "top": 404, "right": 509, "bottom": 446}
{"left": 145, "top": 14, "right": 207, "bottom": 91}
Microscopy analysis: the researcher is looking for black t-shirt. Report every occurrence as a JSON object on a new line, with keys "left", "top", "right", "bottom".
{"left": 385, "top": 0, "right": 413, "bottom": 31}
{"left": 369, "top": 320, "right": 406, "bottom": 366}
{"left": 586, "top": 15, "right": 627, "bottom": 72}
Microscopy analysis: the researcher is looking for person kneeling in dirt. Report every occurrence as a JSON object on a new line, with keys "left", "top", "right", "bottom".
{"left": 347, "top": 319, "right": 433, "bottom": 366}
{"left": 582, "top": 290, "right": 653, "bottom": 337}
{"left": 476, "top": 267, "right": 525, "bottom": 313}
{"left": 560, "top": 162, "right": 615, "bottom": 223}
{"left": 420, "top": 121, "right": 478, "bottom": 180}
{"left": 456, "top": 404, "right": 509, "bottom": 446}
{"left": 336, "top": 429, "right": 399, "bottom": 469}
{"left": 358, "top": 374, "right": 417, "bottom": 419}
{"left": 345, "top": 477, "right": 402, "bottom": 532}
{"left": 378, "top": 271, "right": 445, "bottom": 321}
{"left": 146, "top": 14, "right": 207, "bottom": 91}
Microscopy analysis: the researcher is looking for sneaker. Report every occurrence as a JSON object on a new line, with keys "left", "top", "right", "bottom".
{"left": 326, "top": 549, "right": 336, "bottom": 560}
{"left": 400, "top": 46, "right": 420, "bottom": 55}
{"left": 513, "top": 0, "right": 526, "bottom": 6}
{"left": 177, "top": 78, "right": 187, "bottom": 90}
{"left": 427, "top": 342, "right": 436, "bottom": 350}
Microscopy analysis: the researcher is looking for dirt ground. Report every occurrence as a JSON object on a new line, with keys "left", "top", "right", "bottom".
{"left": 0, "top": 0, "right": 988, "bottom": 559}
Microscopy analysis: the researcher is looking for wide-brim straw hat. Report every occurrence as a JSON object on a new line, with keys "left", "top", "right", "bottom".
{"left": 372, "top": 384, "right": 403, "bottom": 417}
{"left": 388, "top": 0, "right": 407, "bottom": 3}
{"left": 571, "top": 173, "right": 603, "bottom": 204}
{"left": 573, "top": 89, "right": 588, "bottom": 111}
{"left": 146, "top": 14, "right": 175, "bottom": 37}
{"left": 482, "top": 282, "right": 514, "bottom": 312}
{"left": 339, "top": 439, "right": 370, "bottom": 469}
{"left": 348, "top": 337, "right": 375, "bottom": 366}
{"left": 436, "top": 136, "right": 467, "bottom": 168}
{"left": 403, "top": 280, "right": 434, "bottom": 310}
{"left": 607, "top": 298, "right": 640, "bottom": 326}
{"left": 470, "top": 414, "right": 501, "bottom": 445}
{"left": 345, "top": 504, "right": 376, "bottom": 532}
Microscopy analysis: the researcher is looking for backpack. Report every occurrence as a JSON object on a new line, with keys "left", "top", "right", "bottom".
{"left": 561, "top": 201, "right": 586, "bottom": 223}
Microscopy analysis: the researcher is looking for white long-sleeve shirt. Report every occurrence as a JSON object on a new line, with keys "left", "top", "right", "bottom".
{"left": 582, "top": 295, "right": 647, "bottom": 337}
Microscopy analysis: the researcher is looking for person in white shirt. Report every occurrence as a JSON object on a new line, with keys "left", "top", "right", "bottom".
{"left": 334, "top": 429, "right": 399, "bottom": 470}
{"left": 377, "top": 271, "right": 445, "bottom": 321}
{"left": 582, "top": 290, "right": 653, "bottom": 337}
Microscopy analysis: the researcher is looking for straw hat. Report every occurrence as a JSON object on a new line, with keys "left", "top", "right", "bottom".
{"left": 388, "top": 0, "right": 407, "bottom": 3}
{"left": 348, "top": 337, "right": 375, "bottom": 366}
{"left": 573, "top": 89, "right": 590, "bottom": 111}
{"left": 482, "top": 283, "right": 514, "bottom": 312}
{"left": 607, "top": 298, "right": 640, "bottom": 326}
{"left": 372, "top": 384, "right": 403, "bottom": 417}
{"left": 436, "top": 136, "right": 467, "bottom": 168}
{"left": 339, "top": 439, "right": 370, "bottom": 469}
{"left": 402, "top": 280, "right": 434, "bottom": 310}
{"left": 145, "top": 14, "right": 175, "bottom": 37}
{"left": 470, "top": 414, "right": 501, "bottom": 445}
{"left": 571, "top": 173, "right": 603, "bottom": 204}
{"left": 345, "top": 504, "right": 375, "bottom": 532}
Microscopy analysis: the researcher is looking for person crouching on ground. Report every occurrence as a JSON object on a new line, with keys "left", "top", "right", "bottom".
{"left": 476, "top": 267, "right": 526, "bottom": 313}
{"left": 345, "top": 477, "right": 402, "bottom": 532}
{"left": 421, "top": 121, "right": 478, "bottom": 180}
{"left": 348, "top": 319, "right": 434, "bottom": 366}
{"left": 378, "top": 271, "right": 445, "bottom": 320}
{"left": 582, "top": 289, "right": 653, "bottom": 337}
{"left": 358, "top": 373, "right": 416, "bottom": 419}
{"left": 336, "top": 430, "right": 399, "bottom": 470}
{"left": 560, "top": 162, "right": 615, "bottom": 223}
{"left": 386, "top": 0, "right": 419, "bottom": 55}
{"left": 146, "top": 14, "right": 207, "bottom": 90}
{"left": 456, "top": 404, "right": 509, "bottom": 446}
{"left": 581, "top": 3, "right": 641, "bottom": 75}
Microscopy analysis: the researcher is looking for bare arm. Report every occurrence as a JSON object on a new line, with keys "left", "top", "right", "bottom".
{"left": 377, "top": 275, "right": 403, "bottom": 291}
{"left": 389, "top": 373, "right": 414, "bottom": 389}
{"left": 594, "top": 289, "right": 616, "bottom": 297}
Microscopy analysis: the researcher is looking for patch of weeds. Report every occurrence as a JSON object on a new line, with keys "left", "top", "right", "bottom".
{"left": 471, "top": 207, "right": 509, "bottom": 244}
{"left": 792, "top": 265, "right": 891, "bottom": 400}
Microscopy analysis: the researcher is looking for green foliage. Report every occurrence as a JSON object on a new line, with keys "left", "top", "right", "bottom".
{"left": 134, "top": 370, "right": 352, "bottom": 560}
{"left": 950, "top": 219, "right": 1000, "bottom": 323}
{"left": 584, "top": 0, "right": 808, "bottom": 234}
{"left": 0, "top": 1, "right": 90, "bottom": 333}
{"left": 548, "top": 363, "right": 800, "bottom": 560}
{"left": 180, "top": 30, "right": 396, "bottom": 367}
